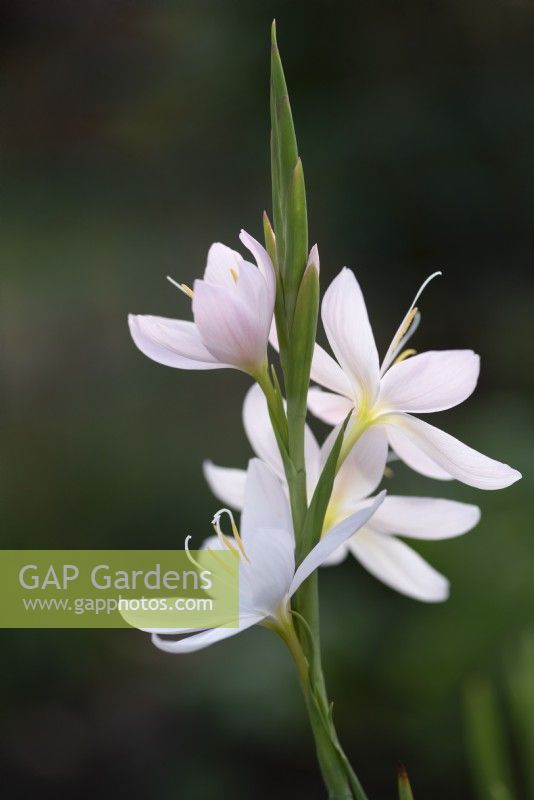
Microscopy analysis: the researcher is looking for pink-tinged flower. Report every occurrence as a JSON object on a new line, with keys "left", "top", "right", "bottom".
{"left": 307, "top": 269, "right": 521, "bottom": 490}
{"left": 146, "top": 459, "right": 385, "bottom": 653}
{"left": 128, "top": 230, "right": 276, "bottom": 376}
{"left": 204, "top": 386, "right": 480, "bottom": 602}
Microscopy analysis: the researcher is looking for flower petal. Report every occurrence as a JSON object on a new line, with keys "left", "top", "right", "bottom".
{"left": 239, "top": 229, "right": 276, "bottom": 305}
{"left": 203, "top": 462, "right": 246, "bottom": 509}
{"left": 349, "top": 529, "right": 449, "bottom": 602}
{"left": 378, "top": 350, "right": 480, "bottom": 413}
{"left": 128, "top": 315, "right": 229, "bottom": 370}
{"left": 151, "top": 613, "right": 263, "bottom": 654}
{"left": 192, "top": 279, "right": 270, "bottom": 372}
{"left": 289, "top": 491, "right": 386, "bottom": 595}
{"left": 320, "top": 543, "right": 350, "bottom": 567}
{"left": 243, "top": 385, "right": 285, "bottom": 479}
{"left": 242, "top": 527, "right": 295, "bottom": 615}
{"left": 272, "top": 310, "right": 352, "bottom": 402}
{"left": 370, "top": 495, "right": 480, "bottom": 540}
{"left": 311, "top": 343, "right": 355, "bottom": 398}
{"left": 240, "top": 459, "right": 293, "bottom": 548}
{"left": 385, "top": 414, "right": 522, "bottom": 490}
{"left": 244, "top": 384, "right": 321, "bottom": 492}
{"left": 321, "top": 268, "right": 380, "bottom": 405}
{"left": 385, "top": 422, "right": 452, "bottom": 480}
{"left": 308, "top": 387, "right": 354, "bottom": 425}
{"left": 205, "top": 243, "right": 244, "bottom": 288}
{"left": 329, "top": 427, "right": 389, "bottom": 519}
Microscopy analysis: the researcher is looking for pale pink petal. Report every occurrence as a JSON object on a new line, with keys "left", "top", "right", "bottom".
{"left": 242, "top": 385, "right": 320, "bottom": 498}
{"left": 128, "top": 315, "right": 230, "bottom": 370}
{"left": 240, "top": 459, "right": 293, "bottom": 549}
{"left": 329, "top": 427, "right": 389, "bottom": 519}
{"left": 203, "top": 462, "right": 246, "bottom": 510}
{"left": 239, "top": 229, "right": 276, "bottom": 305}
{"left": 321, "top": 268, "right": 380, "bottom": 404}
{"left": 243, "top": 527, "right": 295, "bottom": 615}
{"left": 385, "top": 422, "right": 453, "bottom": 480}
{"left": 193, "top": 279, "right": 269, "bottom": 372}
{"left": 289, "top": 491, "right": 386, "bottom": 595}
{"left": 204, "top": 243, "right": 244, "bottom": 288}
{"left": 151, "top": 614, "right": 263, "bottom": 654}
{"left": 304, "top": 428, "right": 322, "bottom": 499}
{"left": 311, "top": 343, "right": 354, "bottom": 398}
{"left": 320, "top": 543, "right": 350, "bottom": 566}
{"left": 308, "top": 387, "right": 354, "bottom": 425}
{"left": 370, "top": 495, "right": 480, "bottom": 540}
{"left": 378, "top": 350, "right": 480, "bottom": 413}
{"left": 243, "top": 384, "right": 285, "bottom": 479}
{"left": 384, "top": 414, "right": 522, "bottom": 490}
{"left": 349, "top": 529, "right": 449, "bottom": 602}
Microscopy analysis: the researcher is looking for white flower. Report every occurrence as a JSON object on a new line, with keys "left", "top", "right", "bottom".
{"left": 204, "top": 386, "right": 480, "bottom": 602}
{"left": 306, "top": 268, "right": 521, "bottom": 490}
{"left": 128, "top": 230, "right": 276, "bottom": 376}
{"left": 320, "top": 495, "right": 479, "bottom": 601}
{"left": 150, "top": 459, "right": 385, "bottom": 653}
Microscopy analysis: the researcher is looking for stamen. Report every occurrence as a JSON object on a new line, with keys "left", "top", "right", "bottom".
{"left": 167, "top": 275, "right": 194, "bottom": 299}
{"left": 212, "top": 521, "right": 237, "bottom": 553}
{"left": 380, "top": 271, "right": 442, "bottom": 376}
{"left": 206, "top": 546, "right": 238, "bottom": 577}
{"left": 393, "top": 347, "right": 417, "bottom": 365}
{"left": 184, "top": 535, "right": 204, "bottom": 571}
{"left": 409, "top": 270, "right": 442, "bottom": 309}
{"left": 211, "top": 508, "right": 249, "bottom": 562}
{"left": 393, "top": 307, "right": 418, "bottom": 351}
{"left": 229, "top": 268, "right": 239, "bottom": 284}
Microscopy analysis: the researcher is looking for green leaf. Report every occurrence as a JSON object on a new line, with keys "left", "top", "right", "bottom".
{"left": 286, "top": 260, "right": 319, "bottom": 418}
{"left": 296, "top": 413, "right": 350, "bottom": 562}
{"left": 508, "top": 633, "right": 534, "bottom": 798}
{"left": 270, "top": 19, "right": 307, "bottom": 325}
{"left": 264, "top": 210, "right": 289, "bottom": 361}
{"left": 397, "top": 765, "right": 415, "bottom": 800}
{"left": 284, "top": 158, "right": 308, "bottom": 323}
{"left": 464, "top": 677, "right": 515, "bottom": 800}
{"left": 262, "top": 210, "right": 277, "bottom": 269}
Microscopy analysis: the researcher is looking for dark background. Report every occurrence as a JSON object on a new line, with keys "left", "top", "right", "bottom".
{"left": 1, "top": 1, "right": 532, "bottom": 798}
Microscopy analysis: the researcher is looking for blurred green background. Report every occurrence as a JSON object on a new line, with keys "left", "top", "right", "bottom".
{"left": 1, "top": 1, "right": 532, "bottom": 798}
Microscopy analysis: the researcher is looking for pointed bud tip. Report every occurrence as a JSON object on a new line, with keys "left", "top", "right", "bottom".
{"left": 271, "top": 20, "right": 278, "bottom": 52}
{"left": 307, "top": 243, "right": 320, "bottom": 274}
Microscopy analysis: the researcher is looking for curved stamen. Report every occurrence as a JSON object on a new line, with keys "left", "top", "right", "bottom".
{"left": 393, "top": 347, "right": 417, "bottom": 365}
{"left": 211, "top": 508, "right": 249, "bottom": 562}
{"left": 167, "top": 275, "right": 194, "bottom": 299}
{"left": 380, "top": 271, "right": 441, "bottom": 375}
{"left": 184, "top": 535, "right": 204, "bottom": 570}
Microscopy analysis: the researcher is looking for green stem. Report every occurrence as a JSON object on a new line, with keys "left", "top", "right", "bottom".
{"left": 258, "top": 365, "right": 371, "bottom": 796}
{"left": 278, "top": 609, "right": 369, "bottom": 800}
{"left": 267, "top": 22, "right": 370, "bottom": 795}
{"left": 283, "top": 393, "right": 367, "bottom": 798}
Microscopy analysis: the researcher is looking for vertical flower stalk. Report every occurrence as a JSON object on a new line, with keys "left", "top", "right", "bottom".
{"left": 267, "top": 21, "right": 367, "bottom": 799}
